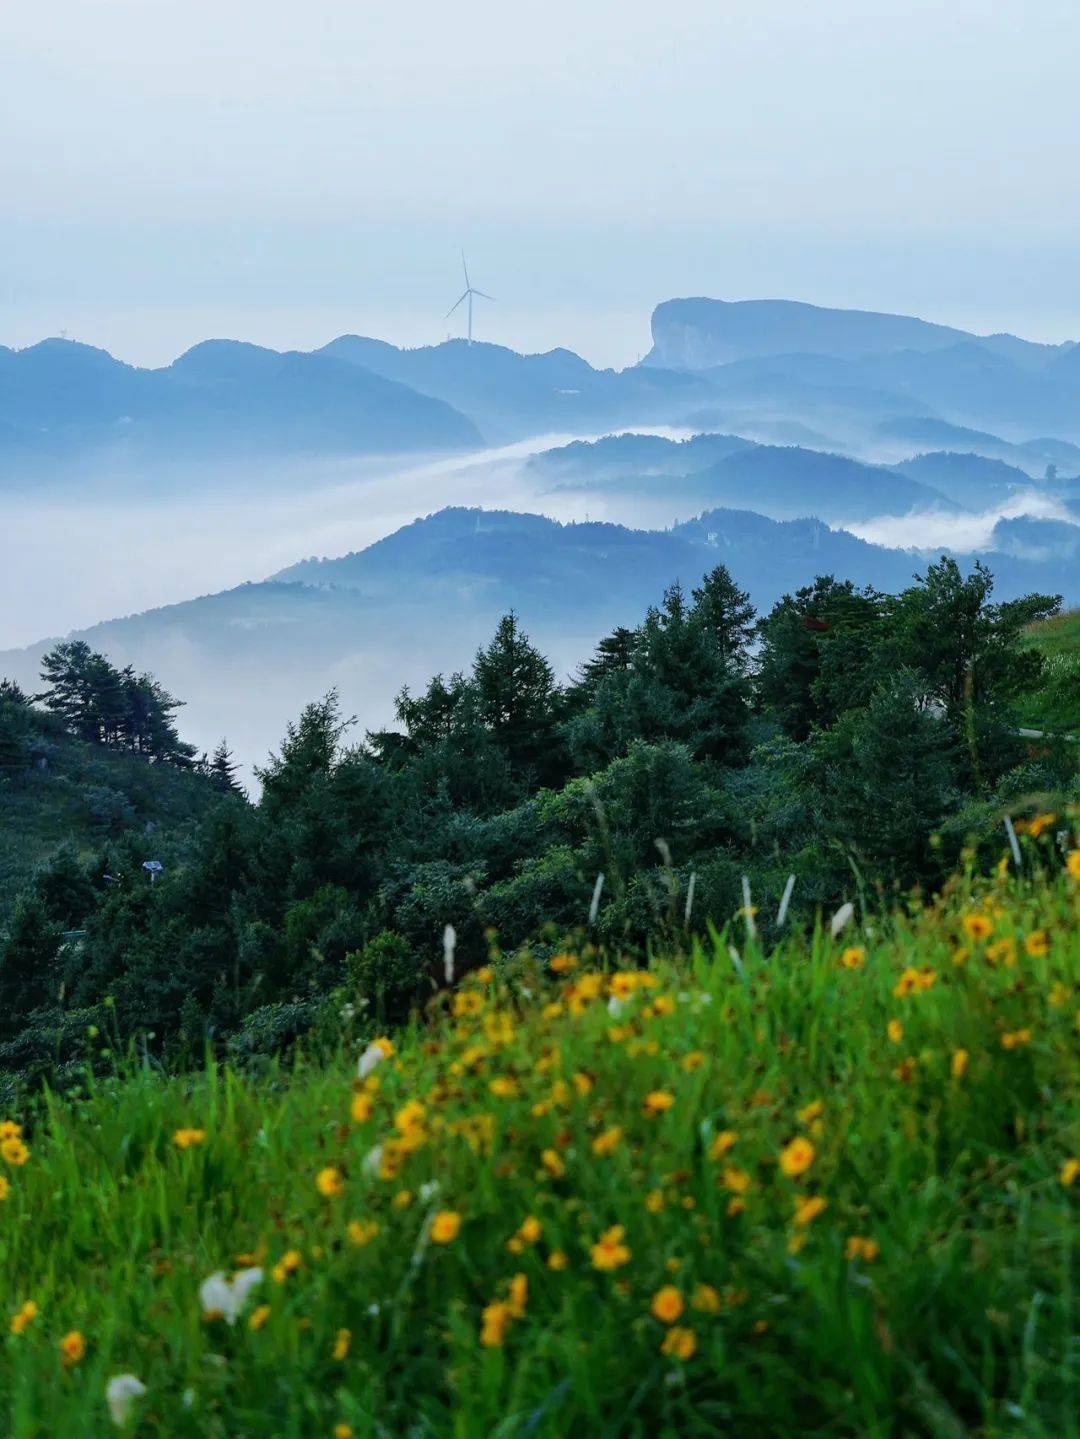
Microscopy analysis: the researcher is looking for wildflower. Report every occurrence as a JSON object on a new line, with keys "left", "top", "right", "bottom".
{"left": 452, "top": 989, "right": 484, "bottom": 1018}
{"left": 986, "top": 938, "right": 1017, "bottom": 968}
{"left": 316, "top": 1166, "right": 344, "bottom": 1198}
{"left": 1, "top": 1136, "right": 30, "bottom": 1166}
{"left": 643, "top": 1089, "right": 675, "bottom": 1116}
{"left": 474, "top": 965, "right": 494, "bottom": 984}
{"left": 645, "top": 1188, "right": 665, "bottom": 1213}
{"left": 334, "top": 1427, "right": 355, "bottom": 1439}
{"left": 691, "top": 1283, "right": 721, "bottom": 1314}
{"left": 508, "top": 1273, "right": 528, "bottom": 1317}
{"left": 650, "top": 1286, "right": 684, "bottom": 1324}
{"left": 793, "top": 1194, "right": 828, "bottom": 1226}
{"left": 540, "top": 1148, "right": 565, "bottom": 1178}
{"left": 893, "top": 1056, "right": 918, "bottom": 1083}
{"left": 1028, "top": 812, "right": 1056, "bottom": 838}
{"left": 722, "top": 1166, "right": 752, "bottom": 1195}
{"left": 347, "top": 1219, "right": 379, "bottom": 1247}
{"left": 887, "top": 1019, "right": 904, "bottom": 1044}
{"left": 10, "top": 1301, "right": 38, "bottom": 1336}
{"left": 962, "top": 913, "right": 993, "bottom": 942}
{"left": 332, "top": 1328, "right": 351, "bottom": 1361}
{"left": 708, "top": 1129, "right": 737, "bottom": 1160}
{"left": 60, "top": 1331, "right": 87, "bottom": 1368}
{"left": 845, "top": 1235, "right": 880, "bottom": 1262}
{"left": 357, "top": 1037, "right": 394, "bottom": 1080}
{"left": 1024, "top": 929, "right": 1050, "bottom": 959}
{"left": 199, "top": 1267, "right": 264, "bottom": 1324}
{"left": 592, "top": 1126, "right": 622, "bottom": 1156}
{"left": 172, "top": 1128, "right": 206, "bottom": 1150}
{"left": 394, "top": 1100, "right": 426, "bottom": 1134}
{"left": 660, "top": 1326, "right": 696, "bottom": 1360}
{"left": 839, "top": 946, "right": 865, "bottom": 970}
{"left": 392, "top": 1189, "right": 413, "bottom": 1209}
{"left": 590, "top": 1224, "right": 631, "bottom": 1271}
{"left": 248, "top": 1304, "right": 271, "bottom": 1331}
{"left": 0, "top": 1176, "right": 9, "bottom": 1201}
{"left": 796, "top": 1099, "right": 823, "bottom": 1126}
{"left": 489, "top": 1076, "right": 518, "bottom": 1099}
{"left": 106, "top": 1374, "right": 147, "bottom": 1427}
{"left": 830, "top": 902, "right": 854, "bottom": 938}
{"left": 547, "top": 1249, "right": 568, "bottom": 1270}
{"left": 1067, "top": 849, "right": 1080, "bottom": 880}
{"left": 1061, "top": 1158, "right": 1080, "bottom": 1187}
{"left": 779, "top": 1136, "right": 815, "bottom": 1178}
{"left": 350, "top": 1092, "right": 374, "bottom": 1124}
{"left": 572, "top": 1071, "right": 594, "bottom": 1096}
{"left": 1049, "top": 982, "right": 1069, "bottom": 1008}
{"left": 1000, "top": 1028, "right": 1032, "bottom": 1051}
{"left": 0, "top": 1120, "right": 22, "bottom": 1141}
{"left": 480, "top": 1299, "right": 512, "bottom": 1347}
{"left": 430, "top": 1210, "right": 462, "bottom": 1244}
{"left": 518, "top": 1215, "right": 542, "bottom": 1244}
{"left": 681, "top": 1050, "right": 706, "bottom": 1073}
{"left": 549, "top": 953, "right": 577, "bottom": 974}
{"left": 726, "top": 1197, "right": 745, "bottom": 1217}
{"left": 951, "top": 1048, "right": 969, "bottom": 1079}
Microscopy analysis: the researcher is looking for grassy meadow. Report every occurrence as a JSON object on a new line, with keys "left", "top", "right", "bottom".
{"left": 1021, "top": 608, "right": 1080, "bottom": 737}
{"left": 0, "top": 833, "right": 1078, "bottom": 1436}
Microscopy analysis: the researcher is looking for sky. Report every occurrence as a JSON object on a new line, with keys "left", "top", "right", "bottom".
{"left": 2, "top": 0, "right": 1079, "bottom": 367}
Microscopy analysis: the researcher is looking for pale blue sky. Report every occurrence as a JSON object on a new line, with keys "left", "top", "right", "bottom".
{"left": 3, "top": 0, "right": 1078, "bottom": 366}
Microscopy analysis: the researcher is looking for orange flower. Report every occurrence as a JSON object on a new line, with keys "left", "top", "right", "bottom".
{"left": 779, "top": 1137, "right": 815, "bottom": 1178}
{"left": 59, "top": 1331, "right": 86, "bottom": 1367}
{"left": 650, "top": 1286, "right": 685, "bottom": 1324}
{"left": 590, "top": 1224, "right": 631, "bottom": 1271}
{"left": 660, "top": 1326, "right": 696, "bottom": 1360}
{"left": 643, "top": 1090, "right": 675, "bottom": 1117}
{"left": 430, "top": 1211, "right": 462, "bottom": 1244}
{"left": 951, "top": 1048, "right": 969, "bottom": 1079}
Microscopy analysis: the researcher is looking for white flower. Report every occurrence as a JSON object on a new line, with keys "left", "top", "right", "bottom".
{"left": 607, "top": 995, "right": 627, "bottom": 1018}
{"left": 443, "top": 924, "right": 456, "bottom": 985}
{"left": 198, "top": 1267, "right": 263, "bottom": 1325}
{"left": 418, "top": 1180, "right": 440, "bottom": 1202}
{"left": 106, "top": 1375, "right": 147, "bottom": 1427}
{"left": 830, "top": 902, "right": 854, "bottom": 938}
{"left": 357, "top": 1042, "right": 387, "bottom": 1080}
{"left": 363, "top": 1144, "right": 384, "bottom": 1176}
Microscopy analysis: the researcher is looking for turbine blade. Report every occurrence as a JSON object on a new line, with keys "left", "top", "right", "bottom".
{"left": 461, "top": 251, "right": 470, "bottom": 288}
{"left": 471, "top": 290, "right": 495, "bottom": 301}
{"left": 445, "top": 291, "right": 469, "bottom": 317}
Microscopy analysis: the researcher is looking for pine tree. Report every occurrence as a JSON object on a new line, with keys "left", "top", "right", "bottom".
{"left": 472, "top": 613, "right": 565, "bottom": 787}
{"left": 209, "top": 740, "right": 246, "bottom": 796}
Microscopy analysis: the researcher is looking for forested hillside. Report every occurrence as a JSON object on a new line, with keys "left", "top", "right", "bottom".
{"left": 1, "top": 554, "right": 1075, "bottom": 1097}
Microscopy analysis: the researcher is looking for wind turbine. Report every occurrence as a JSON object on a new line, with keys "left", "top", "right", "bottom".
{"left": 445, "top": 253, "right": 493, "bottom": 344}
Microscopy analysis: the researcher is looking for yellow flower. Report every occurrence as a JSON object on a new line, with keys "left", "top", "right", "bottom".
{"left": 779, "top": 1137, "right": 815, "bottom": 1178}
{"left": 962, "top": 913, "right": 993, "bottom": 942}
{"left": 643, "top": 1090, "right": 675, "bottom": 1116}
{"left": 480, "top": 1299, "right": 512, "bottom": 1347}
{"left": 645, "top": 1188, "right": 665, "bottom": 1213}
{"left": 508, "top": 1272, "right": 528, "bottom": 1317}
{"left": 793, "top": 1194, "right": 828, "bottom": 1227}
{"left": 840, "top": 946, "right": 865, "bottom": 970}
{"left": 722, "top": 1166, "right": 752, "bottom": 1195}
{"left": 248, "top": 1304, "right": 271, "bottom": 1331}
{"left": 691, "top": 1283, "right": 721, "bottom": 1314}
{"left": 709, "top": 1129, "right": 738, "bottom": 1160}
{"left": 887, "top": 1019, "right": 904, "bottom": 1044}
{"left": 10, "top": 1301, "right": 38, "bottom": 1336}
{"left": 430, "top": 1210, "right": 462, "bottom": 1244}
{"left": 332, "top": 1328, "right": 351, "bottom": 1361}
{"left": 334, "top": 1426, "right": 355, "bottom": 1439}
{"left": 172, "top": 1127, "right": 206, "bottom": 1150}
{"left": 1060, "top": 1158, "right": 1080, "bottom": 1187}
{"left": 392, "top": 1189, "right": 413, "bottom": 1209}
{"left": 1066, "top": 849, "right": 1080, "bottom": 880}
{"left": 347, "top": 1219, "right": 379, "bottom": 1247}
{"left": 316, "top": 1167, "right": 344, "bottom": 1198}
{"left": 349, "top": 1092, "right": 374, "bottom": 1124}
{"left": 452, "top": 989, "right": 484, "bottom": 1018}
{"left": 0, "top": 1120, "right": 22, "bottom": 1141}
{"left": 549, "top": 953, "right": 577, "bottom": 974}
{"left": 1001, "top": 1029, "right": 1032, "bottom": 1051}
{"left": 845, "top": 1235, "right": 880, "bottom": 1262}
{"left": 1028, "top": 812, "right": 1056, "bottom": 838}
{"left": 394, "top": 1100, "right": 426, "bottom": 1133}
{"left": 985, "top": 938, "right": 1017, "bottom": 968}
{"left": 0, "top": 1176, "right": 9, "bottom": 1202}
{"left": 951, "top": 1048, "right": 969, "bottom": 1079}
{"left": 590, "top": 1224, "right": 631, "bottom": 1270}
{"left": 518, "top": 1215, "right": 542, "bottom": 1244}
{"left": 680, "top": 1050, "right": 706, "bottom": 1073}
{"left": 1024, "top": 930, "right": 1050, "bottom": 959}
{"left": 660, "top": 1326, "right": 696, "bottom": 1360}
{"left": 547, "top": 1249, "right": 568, "bottom": 1271}
{"left": 796, "top": 1099, "right": 823, "bottom": 1126}
{"left": 473, "top": 965, "right": 494, "bottom": 984}
{"left": 1, "top": 1136, "right": 30, "bottom": 1167}
{"left": 59, "top": 1331, "right": 86, "bottom": 1367}
{"left": 592, "top": 1126, "right": 622, "bottom": 1156}
{"left": 489, "top": 1076, "right": 518, "bottom": 1099}
{"left": 540, "top": 1148, "right": 565, "bottom": 1178}
{"left": 650, "top": 1286, "right": 684, "bottom": 1324}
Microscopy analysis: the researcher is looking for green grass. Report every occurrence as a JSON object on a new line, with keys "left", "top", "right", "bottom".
{"left": 0, "top": 838, "right": 1078, "bottom": 1437}
{"left": 1021, "top": 609, "right": 1080, "bottom": 736}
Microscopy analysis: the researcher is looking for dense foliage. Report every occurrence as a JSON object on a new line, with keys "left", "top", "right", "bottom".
{"left": 0, "top": 557, "right": 1075, "bottom": 1085}
{"left": 0, "top": 852, "right": 1077, "bottom": 1436}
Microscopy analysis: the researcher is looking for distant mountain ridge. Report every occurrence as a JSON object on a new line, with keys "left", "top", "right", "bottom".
{"left": 643, "top": 296, "right": 1074, "bottom": 370}
{"left": 0, "top": 337, "right": 482, "bottom": 474}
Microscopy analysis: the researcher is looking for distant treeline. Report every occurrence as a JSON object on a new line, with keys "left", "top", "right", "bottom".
{"left": 0, "top": 556, "right": 1075, "bottom": 1094}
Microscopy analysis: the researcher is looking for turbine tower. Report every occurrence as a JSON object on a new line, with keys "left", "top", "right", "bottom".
{"left": 446, "top": 253, "right": 493, "bottom": 344}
